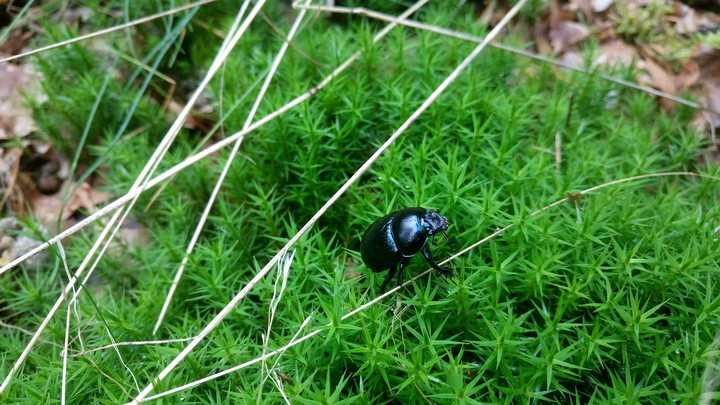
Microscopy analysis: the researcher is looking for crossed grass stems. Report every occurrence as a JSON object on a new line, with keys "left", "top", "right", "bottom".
{"left": 1, "top": 0, "right": 719, "bottom": 402}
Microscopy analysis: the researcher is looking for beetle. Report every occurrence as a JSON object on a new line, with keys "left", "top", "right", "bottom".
{"left": 360, "top": 207, "right": 452, "bottom": 291}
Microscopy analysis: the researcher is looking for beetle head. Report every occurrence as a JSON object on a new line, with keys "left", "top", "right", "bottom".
{"left": 422, "top": 210, "right": 449, "bottom": 237}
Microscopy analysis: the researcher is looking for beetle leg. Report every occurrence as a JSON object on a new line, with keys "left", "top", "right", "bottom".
{"left": 379, "top": 265, "right": 397, "bottom": 293}
{"left": 432, "top": 230, "right": 450, "bottom": 246}
{"left": 421, "top": 245, "right": 452, "bottom": 276}
{"left": 395, "top": 258, "right": 409, "bottom": 286}
{"left": 440, "top": 230, "right": 449, "bottom": 243}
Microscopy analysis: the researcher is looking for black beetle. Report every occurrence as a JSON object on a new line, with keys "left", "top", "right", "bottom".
{"left": 360, "top": 207, "right": 452, "bottom": 291}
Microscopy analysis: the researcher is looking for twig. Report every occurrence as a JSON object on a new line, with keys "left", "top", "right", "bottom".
{"left": 57, "top": 241, "right": 78, "bottom": 404}
{"left": 556, "top": 94, "right": 574, "bottom": 174}
{"left": 258, "top": 251, "right": 294, "bottom": 402}
{"left": 0, "top": 321, "right": 64, "bottom": 350}
{"left": 86, "top": 355, "right": 137, "bottom": 400}
{"left": 701, "top": 329, "right": 720, "bottom": 405}
{"left": 268, "top": 371, "right": 292, "bottom": 405}
{"left": 555, "top": 131, "right": 561, "bottom": 174}
{"left": 0, "top": 148, "right": 21, "bottom": 208}
{"left": 67, "top": 336, "right": 200, "bottom": 358}
{"left": 61, "top": 287, "right": 71, "bottom": 405}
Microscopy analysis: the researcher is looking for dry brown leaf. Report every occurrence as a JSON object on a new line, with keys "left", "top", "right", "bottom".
{"left": 647, "top": 43, "right": 670, "bottom": 58}
{"left": 678, "top": 57, "right": 700, "bottom": 89}
{"left": 0, "top": 148, "right": 22, "bottom": 207}
{"left": 639, "top": 58, "right": 677, "bottom": 95}
{"left": 22, "top": 180, "right": 109, "bottom": 229}
{"left": 166, "top": 100, "right": 216, "bottom": 131}
{"left": 533, "top": 18, "right": 553, "bottom": 55}
{"left": 594, "top": 40, "right": 637, "bottom": 67}
{"left": 680, "top": 45, "right": 720, "bottom": 128}
{"left": 550, "top": 21, "right": 591, "bottom": 53}
{"left": 478, "top": 0, "right": 498, "bottom": 26}
{"left": 593, "top": 20, "right": 618, "bottom": 42}
{"left": 703, "top": 82, "right": 720, "bottom": 128}
{"left": 672, "top": 2, "right": 700, "bottom": 34}
{"left": 692, "top": 45, "right": 720, "bottom": 83}
{"left": 0, "top": 63, "right": 43, "bottom": 140}
{"left": 118, "top": 218, "right": 149, "bottom": 247}
{"left": 549, "top": 0, "right": 578, "bottom": 23}
{"left": 0, "top": 29, "right": 32, "bottom": 57}
{"left": 568, "top": 0, "right": 594, "bottom": 18}
{"left": 566, "top": 192, "right": 583, "bottom": 206}
{"left": 21, "top": 190, "right": 60, "bottom": 228}
{"left": 635, "top": 53, "right": 678, "bottom": 112}
{"left": 562, "top": 51, "right": 586, "bottom": 69}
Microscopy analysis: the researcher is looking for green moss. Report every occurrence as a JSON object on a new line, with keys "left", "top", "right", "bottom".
{"left": 2, "top": 1, "right": 719, "bottom": 403}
